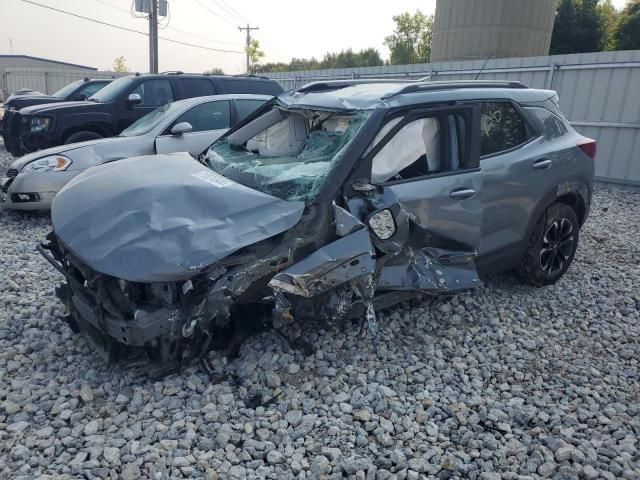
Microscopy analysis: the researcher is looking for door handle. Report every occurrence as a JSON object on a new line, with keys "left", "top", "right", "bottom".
{"left": 449, "top": 188, "right": 477, "bottom": 200}
{"left": 532, "top": 158, "right": 553, "bottom": 170}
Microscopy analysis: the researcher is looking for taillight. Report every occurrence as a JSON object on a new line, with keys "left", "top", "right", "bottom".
{"left": 576, "top": 137, "right": 596, "bottom": 159}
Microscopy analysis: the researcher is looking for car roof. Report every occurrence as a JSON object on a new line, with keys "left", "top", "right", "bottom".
{"left": 169, "top": 93, "right": 274, "bottom": 108}
{"left": 278, "top": 80, "right": 556, "bottom": 111}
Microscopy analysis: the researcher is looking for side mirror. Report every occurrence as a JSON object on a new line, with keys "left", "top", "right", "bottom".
{"left": 127, "top": 93, "right": 142, "bottom": 106}
{"left": 352, "top": 180, "right": 378, "bottom": 193}
{"left": 170, "top": 122, "right": 193, "bottom": 135}
{"left": 74, "top": 93, "right": 88, "bottom": 101}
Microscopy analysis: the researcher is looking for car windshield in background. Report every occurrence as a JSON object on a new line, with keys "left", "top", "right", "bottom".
{"left": 52, "top": 80, "right": 83, "bottom": 99}
{"left": 119, "top": 102, "right": 180, "bottom": 137}
{"left": 205, "top": 107, "right": 371, "bottom": 202}
{"left": 88, "top": 76, "right": 133, "bottom": 103}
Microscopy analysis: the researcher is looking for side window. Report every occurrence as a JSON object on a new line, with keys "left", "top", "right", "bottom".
{"left": 77, "top": 82, "right": 107, "bottom": 99}
{"left": 525, "top": 106, "right": 568, "bottom": 139}
{"left": 172, "top": 101, "right": 230, "bottom": 133}
{"left": 178, "top": 78, "right": 216, "bottom": 98}
{"left": 131, "top": 79, "right": 174, "bottom": 107}
{"left": 480, "top": 102, "right": 528, "bottom": 157}
{"left": 236, "top": 99, "right": 267, "bottom": 121}
{"left": 223, "top": 79, "right": 280, "bottom": 95}
{"left": 371, "top": 117, "right": 443, "bottom": 184}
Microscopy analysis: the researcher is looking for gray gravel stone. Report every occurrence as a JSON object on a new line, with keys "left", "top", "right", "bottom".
{"left": 0, "top": 141, "right": 639, "bottom": 479}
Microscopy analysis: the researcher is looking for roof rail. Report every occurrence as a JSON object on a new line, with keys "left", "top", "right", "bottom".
{"left": 297, "top": 78, "right": 412, "bottom": 94}
{"left": 232, "top": 73, "right": 271, "bottom": 80}
{"left": 161, "top": 70, "right": 185, "bottom": 75}
{"left": 381, "top": 80, "right": 528, "bottom": 99}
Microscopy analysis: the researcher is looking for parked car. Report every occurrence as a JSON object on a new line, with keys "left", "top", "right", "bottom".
{"left": 1, "top": 94, "right": 271, "bottom": 211}
{"left": 39, "top": 80, "right": 595, "bottom": 374}
{"left": 1, "top": 78, "right": 112, "bottom": 153}
{"left": 4, "top": 72, "right": 283, "bottom": 156}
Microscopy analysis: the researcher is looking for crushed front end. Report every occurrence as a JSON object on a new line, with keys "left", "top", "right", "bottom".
{"left": 39, "top": 200, "right": 369, "bottom": 375}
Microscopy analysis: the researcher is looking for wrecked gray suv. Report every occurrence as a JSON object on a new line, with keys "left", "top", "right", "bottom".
{"left": 39, "top": 80, "right": 595, "bottom": 374}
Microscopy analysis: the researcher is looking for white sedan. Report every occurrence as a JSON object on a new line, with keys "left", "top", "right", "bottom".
{"left": 1, "top": 94, "right": 270, "bottom": 211}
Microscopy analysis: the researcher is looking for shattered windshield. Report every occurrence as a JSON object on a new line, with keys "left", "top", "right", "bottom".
{"left": 204, "top": 107, "right": 371, "bottom": 202}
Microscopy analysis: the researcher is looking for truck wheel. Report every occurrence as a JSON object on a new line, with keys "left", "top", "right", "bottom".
{"left": 64, "top": 131, "right": 103, "bottom": 144}
{"left": 518, "top": 203, "right": 580, "bottom": 287}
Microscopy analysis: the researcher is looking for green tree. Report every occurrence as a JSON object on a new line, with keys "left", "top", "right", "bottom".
{"left": 598, "top": 0, "right": 621, "bottom": 50}
{"left": 252, "top": 48, "right": 383, "bottom": 73}
{"left": 112, "top": 56, "right": 129, "bottom": 73}
{"left": 384, "top": 10, "right": 434, "bottom": 64}
{"left": 616, "top": 0, "right": 640, "bottom": 50}
{"left": 551, "top": 0, "right": 608, "bottom": 54}
{"left": 204, "top": 67, "right": 225, "bottom": 75}
{"left": 246, "top": 38, "right": 265, "bottom": 72}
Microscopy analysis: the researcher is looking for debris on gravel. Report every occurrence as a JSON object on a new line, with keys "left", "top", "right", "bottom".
{"left": 1, "top": 141, "right": 639, "bottom": 479}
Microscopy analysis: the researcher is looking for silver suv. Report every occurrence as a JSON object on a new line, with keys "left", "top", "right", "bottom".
{"left": 40, "top": 80, "right": 595, "bottom": 373}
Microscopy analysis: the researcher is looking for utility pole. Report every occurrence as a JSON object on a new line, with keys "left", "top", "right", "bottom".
{"left": 148, "top": 0, "right": 159, "bottom": 73}
{"left": 238, "top": 23, "right": 259, "bottom": 73}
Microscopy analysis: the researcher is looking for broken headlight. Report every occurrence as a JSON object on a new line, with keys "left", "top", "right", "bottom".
{"left": 22, "top": 155, "right": 72, "bottom": 173}
{"left": 368, "top": 209, "right": 395, "bottom": 240}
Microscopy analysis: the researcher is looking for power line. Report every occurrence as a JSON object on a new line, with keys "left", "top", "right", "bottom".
{"left": 208, "top": 0, "right": 248, "bottom": 23}
{"left": 192, "top": 0, "right": 239, "bottom": 28}
{"left": 90, "top": 0, "right": 130, "bottom": 14}
{"left": 21, "top": 0, "right": 243, "bottom": 53}
{"left": 166, "top": 25, "right": 243, "bottom": 47}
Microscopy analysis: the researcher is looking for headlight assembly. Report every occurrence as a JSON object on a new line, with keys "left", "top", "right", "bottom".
{"left": 30, "top": 117, "right": 51, "bottom": 132}
{"left": 21, "top": 155, "right": 72, "bottom": 173}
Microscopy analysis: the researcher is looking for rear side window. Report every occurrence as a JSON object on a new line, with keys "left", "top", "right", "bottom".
{"left": 480, "top": 102, "right": 528, "bottom": 157}
{"left": 131, "top": 79, "right": 174, "bottom": 106}
{"left": 173, "top": 101, "right": 230, "bottom": 132}
{"left": 236, "top": 99, "right": 267, "bottom": 121}
{"left": 178, "top": 78, "right": 216, "bottom": 97}
{"left": 223, "top": 79, "right": 282, "bottom": 95}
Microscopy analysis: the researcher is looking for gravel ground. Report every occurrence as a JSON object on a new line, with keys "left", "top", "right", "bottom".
{"left": 0, "top": 142, "right": 639, "bottom": 480}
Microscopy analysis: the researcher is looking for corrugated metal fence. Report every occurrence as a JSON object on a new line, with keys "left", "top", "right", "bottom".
{"left": 2, "top": 68, "right": 125, "bottom": 99}
{"left": 265, "top": 50, "right": 640, "bottom": 187}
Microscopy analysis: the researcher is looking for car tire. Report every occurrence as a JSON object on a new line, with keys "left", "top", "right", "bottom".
{"left": 519, "top": 202, "right": 580, "bottom": 287}
{"left": 64, "top": 131, "right": 103, "bottom": 144}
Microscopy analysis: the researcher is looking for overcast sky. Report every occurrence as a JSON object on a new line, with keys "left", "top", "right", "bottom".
{"left": 2, "top": 0, "right": 631, "bottom": 74}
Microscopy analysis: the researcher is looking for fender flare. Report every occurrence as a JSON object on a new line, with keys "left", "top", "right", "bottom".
{"left": 60, "top": 112, "right": 115, "bottom": 141}
{"left": 524, "top": 181, "right": 590, "bottom": 246}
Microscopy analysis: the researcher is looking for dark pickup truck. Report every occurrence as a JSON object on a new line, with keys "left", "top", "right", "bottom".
{"left": 4, "top": 72, "right": 284, "bottom": 156}
{"left": 1, "top": 78, "right": 112, "bottom": 154}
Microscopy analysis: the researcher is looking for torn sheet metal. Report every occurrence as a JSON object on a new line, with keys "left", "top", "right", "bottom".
{"left": 377, "top": 247, "right": 479, "bottom": 292}
{"left": 268, "top": 228, "right": 375, "bottom": 298}
{"left": 51, "top": 152, "right": 305, "bottom": 282}
{"left": 332, "top": 202, "right": 366, "bottom": 237}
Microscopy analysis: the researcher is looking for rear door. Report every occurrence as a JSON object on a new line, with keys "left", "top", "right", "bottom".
{"left": 155, "top": 100, "right": 231, "bottom": 155}
{"left": 348, "top": 105, "right": 483, "bottom": 293}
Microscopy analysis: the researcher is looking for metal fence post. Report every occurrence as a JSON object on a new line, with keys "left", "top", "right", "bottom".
{"left": 546, "top": 63, "right": 556, "bottom": 90}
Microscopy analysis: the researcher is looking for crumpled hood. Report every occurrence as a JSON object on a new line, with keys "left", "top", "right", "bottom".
{"left": 51, "top": 152, "right": 305, "bottom": 282}
{"left": 5, "top": 90, "right": 46, "bottom": 102}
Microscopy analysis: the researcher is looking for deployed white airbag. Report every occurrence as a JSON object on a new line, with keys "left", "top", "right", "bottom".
{"left": 371, "top": 117, "right": 440, "bottom": 184}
